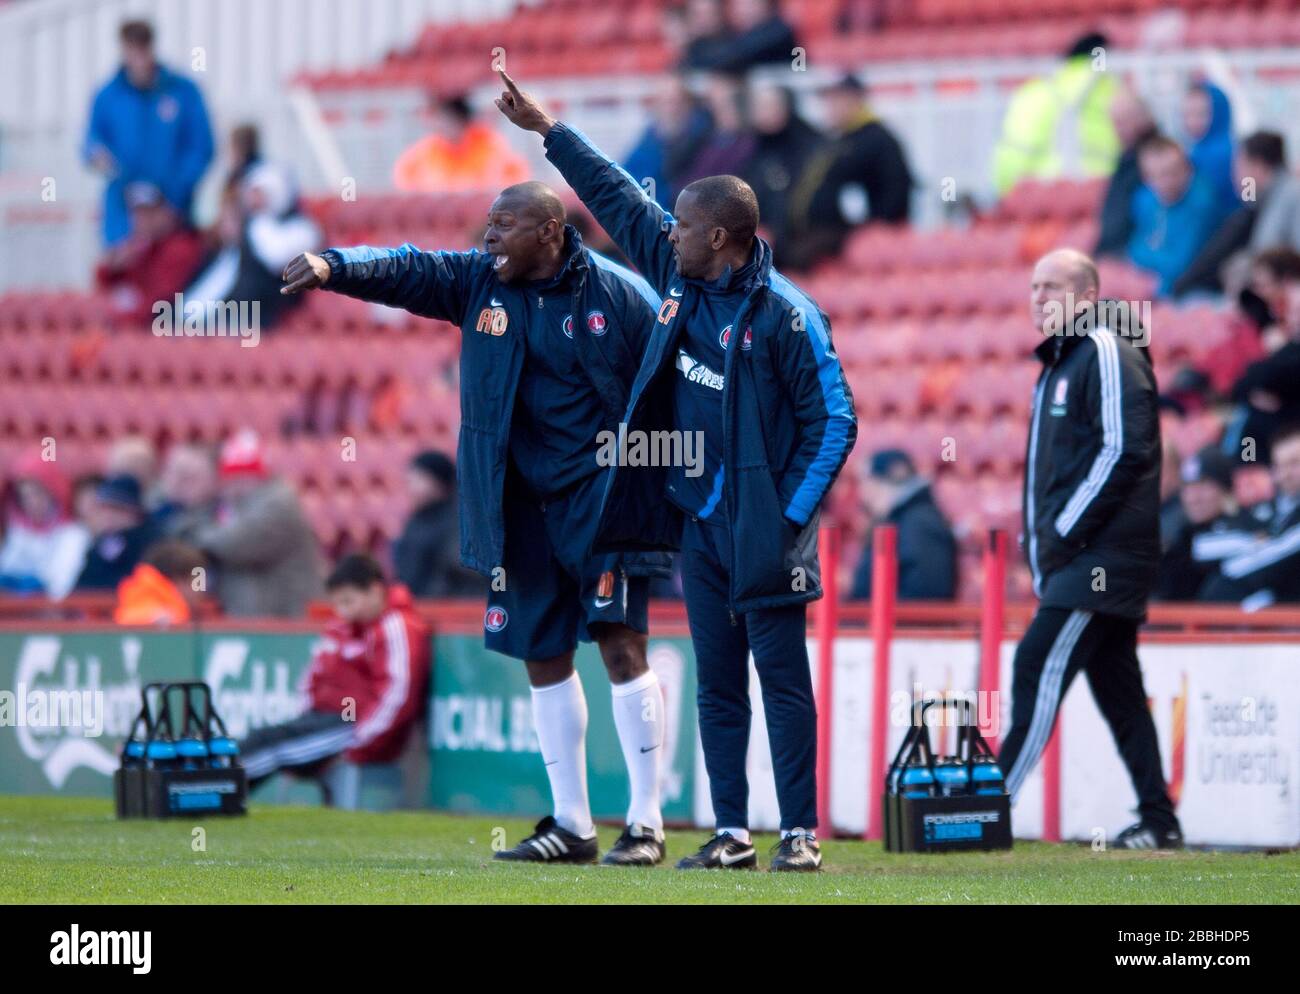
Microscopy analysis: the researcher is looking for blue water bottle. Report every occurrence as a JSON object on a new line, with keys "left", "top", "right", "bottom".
{"left": 934, "top": 756, "right": 971, "bottom": 796}
{"left": 971, "top": 755, "right": 1006, "bottom": 795}
{"left": 900, "top": 758, "right": 936, "bottom": 798}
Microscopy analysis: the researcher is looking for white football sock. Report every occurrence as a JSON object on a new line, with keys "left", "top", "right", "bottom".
{"left": 718, "top": 827, "right": 752, "bottom": 845}
{"left": 531, "top": 671, "right": 594, "bottom": 838}
{"left": 610, "top": 669, "right": 664, "bottom": 833}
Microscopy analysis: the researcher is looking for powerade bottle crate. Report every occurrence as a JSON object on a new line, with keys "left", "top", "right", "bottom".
{"left": 114, "top": 681, "right": 247, "bottom": 819}
{"left": 882, "top": 697, "right": 1012, "bottom": 853}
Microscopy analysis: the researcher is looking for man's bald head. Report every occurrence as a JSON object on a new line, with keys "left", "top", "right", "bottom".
{"left": 1030, "top": 249, "right": 1100, "bottom": 334}
{"left": 495, "top": 181, "right": 566, "bottom": 225}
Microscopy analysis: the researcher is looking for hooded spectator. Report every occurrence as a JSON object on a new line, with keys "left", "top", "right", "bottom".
{"left": 392, "top": 451, "right": 482, "bottom": 598}
{"left": 0, "top": 454, "right": 91, "bottom": 599}
{"left": 95, "top": 182, "right": 204, "bottom": 329}
{"left": 82, "top": 19, "right": 214, "bottom": 245}
{"left": 393, "top": 93, "right": 529, "bottom": 193}
{"left": 849, "top": 449, "right": 957, "bottom": 601}
{"left": 75, "top": 474, "right": 160, "bottom": 591}
{"left": 191, "top": 430, "right": 323, "bottom": 617}
{"left": 1127, "top": 135, "right": 1231, "bottom": 297}
{"left": 1183, "top": 81, "right": 1238, "bottom": 212}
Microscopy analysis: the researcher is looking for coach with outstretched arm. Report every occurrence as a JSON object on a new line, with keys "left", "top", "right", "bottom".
{"left": 498, "top": 72, "right": 857, "bottom": 871}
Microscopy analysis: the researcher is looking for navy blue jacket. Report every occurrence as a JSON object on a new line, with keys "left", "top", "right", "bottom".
{"left": 83, "top": 65, "right": 214, "bottom": 244}
{"left": 850, "top": 482, "right": 957, "bottom": 601}
{"left": 320, "top": 227, "right": 669, "bottom": 579}
{"left": 544, "top": 124, "right": 857, "bottom": 612}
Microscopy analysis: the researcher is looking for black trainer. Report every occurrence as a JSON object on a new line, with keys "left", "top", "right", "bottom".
{"left": 493, "top": 816, "right": 598, "bottom": 863}
{"left": 770, "top": 831, "right": 822, "bottom": 872}
{"left": 1115, "top": 821, "right": 1184, "bottom": 850}
{"left": 601, "top": 824, "right": 666, "bottom": 866}
{"left": 675, "top": 833, "right": 757, "bottom": 870}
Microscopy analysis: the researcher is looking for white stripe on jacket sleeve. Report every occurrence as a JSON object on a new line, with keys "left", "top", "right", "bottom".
{"left": 1054, "top": 331, "right": 1123, "bottom": 537}
{"left": 350, "top": 612, "right": 412, "bottom": 748}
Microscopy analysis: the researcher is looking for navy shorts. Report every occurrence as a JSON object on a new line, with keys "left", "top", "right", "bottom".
{"left": 484, "top": 472, "right": 649, "bottom": 661}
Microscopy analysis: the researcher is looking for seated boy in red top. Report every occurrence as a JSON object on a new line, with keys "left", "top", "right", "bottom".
{"left": 239, "top": 554, "right": 431, "bottom": 792}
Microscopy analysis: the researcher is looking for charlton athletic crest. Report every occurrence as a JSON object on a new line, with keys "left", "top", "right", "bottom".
{"left": 586, "top": 311, "right": 607, "bottom": 335}
{"left": 720, "top": 324, "right": 753, "bottom": 350}
{"left": 484, "top": 606, "right": 508, "bottom": 632}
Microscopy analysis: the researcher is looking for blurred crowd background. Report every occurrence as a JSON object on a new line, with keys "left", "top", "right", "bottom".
{"left": 2, "top": 0, "right": 1300, "bottom": 622}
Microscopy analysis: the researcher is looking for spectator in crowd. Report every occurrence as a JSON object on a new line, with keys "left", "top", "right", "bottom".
{"left": 1155, "top": 447, "right": 1258, "bottom": 601}
{"left": 237, "top": 554, "right": 431, "bottom": 797}
{"left": 992, "top": 32, "right": 1119, "bottom": 196}
{"left": 1196, "top": 247, "right": 1300, "bottom": 403}
{"left": 1227, "top": 261, "right": 1300, "bottom": 461}
{"left": 106, "top": 435, "right": 159, "bottom": 497}
{"left": 392, "top": 450, "right": 481, "bottom": 598}
{"left": 75, "top": 475, "right": 160, "bottom": 592}
{"left": 191, "top": 431, "right": 323, "bottom": 617}
{"left": 0, "top": 454, "right": 91, "bottom": 599}
{"left": 849, "top": 449, "right": 957, "bottom": 601}
{"left": 678, "top": 0, "right": 731, "bottom": 70}
{"left": 1242, "top": 131, "right": 1300, "bottom": 253}
{"left": 684, "top": 0, "right": 798, "bottom": 73}
{"left": 1127, "top": 135, "right": 1231, "bottom": 297}
{"left": 94, "top": 182, "right": 204, "bottom": 328}
{"left": 83, "top": 19, "right": 214, "bottom": 246}
{"left": 114, "top": 540, "right": 210, "bottom": 625}
{"left": 72, "top": 473, "right": 106, "bottom": 531}
{"left": 623, "top": 75, "right": 713, "bottom": 209}
{"left": 1157, "top": 437, "right": 1185, "bottom": 552}
{"left": 743, "top": 81, "right": 823, "bottom": 253}
{"left": 678, "top": 73, "right": 756, "bottom": 186}
{"left": 1201, "top": 425, "right": 1300, "bottom": 608}
{"left": 1182, "top": 81, "right": 1238, "bottom": 212}
{"left": 393, "top": 93, "right": 529, "bottom": 193}
{"left": 785, "top": 73, "right": 912, "bottom": 270}
{"left": 1095, "top": 85, "right": 1158, "bottom": 258}
{"left": 153, "top": 442, "right": 219, "bottom": 537}
{"left": 185, "top": 162, "right": 321, "bottom": 332}
{"left": 222, "top": 123, "right": 263, "bottom": 196}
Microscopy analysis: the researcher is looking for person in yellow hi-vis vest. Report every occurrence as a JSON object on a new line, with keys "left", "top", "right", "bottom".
{"left": 993, "top": 32, "right": 1121, "bottom": 197}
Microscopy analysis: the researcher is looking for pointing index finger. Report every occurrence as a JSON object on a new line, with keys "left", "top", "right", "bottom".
{"left": 498, "top": 70, "right": 522, "bottom": 98}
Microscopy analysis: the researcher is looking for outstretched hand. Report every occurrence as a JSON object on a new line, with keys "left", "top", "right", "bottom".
{"left": 281, "top": 252, "right": 331, "bottom": 294}
{"left": 494, "top": 70, "right": 556, "bottom": 135}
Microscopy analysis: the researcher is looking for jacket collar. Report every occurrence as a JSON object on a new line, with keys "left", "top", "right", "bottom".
{"left": 691, "top": 236, "right": 773, "bottom": 295}
{"left": 523, "top": 224, "right": 587, "bottom": 292}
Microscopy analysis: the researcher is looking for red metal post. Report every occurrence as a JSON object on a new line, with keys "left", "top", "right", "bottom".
{"left": 978, "top": 529, "right": 1008, "bottom": 750}
{"left": 864, "top": 524, "right": 897, "bottom": 841}
{"left": 814, "top": 526, "right": 839, "bottom": 835}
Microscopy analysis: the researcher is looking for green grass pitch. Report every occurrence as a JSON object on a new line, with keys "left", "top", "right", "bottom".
{"left": 2, "top": 796, "right": 1296, "bottom": 904}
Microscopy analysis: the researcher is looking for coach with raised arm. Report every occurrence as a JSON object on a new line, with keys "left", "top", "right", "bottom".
{"left": 1003, "top": 249, "right": 1182, "bottom": 849}
{"left": 498, "top": 72, "right": 857, "bottom": 872}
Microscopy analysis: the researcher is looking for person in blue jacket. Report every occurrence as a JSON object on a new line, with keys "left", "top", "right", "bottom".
{"left": 497, "top": 72, "right": 858, "bottom": 872}
{"left": 83, "top": 20, "right": 214, "bottom": 245}
{"left": 281, "top": 181, "right": 673, "bottom": 869}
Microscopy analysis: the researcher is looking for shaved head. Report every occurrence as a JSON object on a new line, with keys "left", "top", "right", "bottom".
{"left": 681, "top": 175, "right": 759, "bottom": 244}
{"left": 495, "top": 181, "right": 566, "bottom": 225}
{"left": 1037, "top": 249, "right": 1099, "bottom": 293}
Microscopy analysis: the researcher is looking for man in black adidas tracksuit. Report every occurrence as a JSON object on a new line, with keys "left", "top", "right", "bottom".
{"left": 1001, "top": 249, "right": 1182, "bottom": 849}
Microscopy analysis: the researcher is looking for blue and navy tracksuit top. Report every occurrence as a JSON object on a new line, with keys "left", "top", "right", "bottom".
{"left": 543, "top": 123, "right": 858, "bottom": 613}
{"left": 319, "top": 226, "right": 670, "bottom": 580}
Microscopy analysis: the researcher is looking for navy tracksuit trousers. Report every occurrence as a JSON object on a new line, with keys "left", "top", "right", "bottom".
{"left": 679, "top": 515, "right": 818, "bottom": 832}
